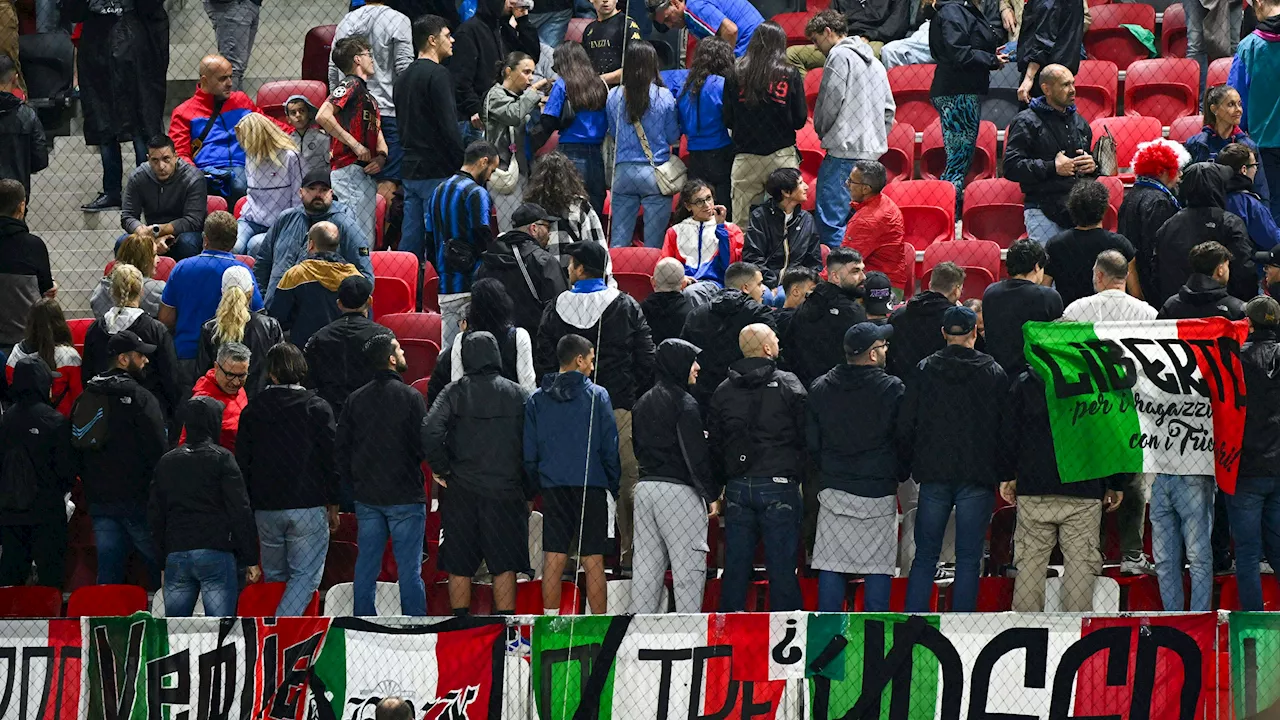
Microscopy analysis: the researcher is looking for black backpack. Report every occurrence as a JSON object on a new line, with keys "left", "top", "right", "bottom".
{"left": 70, "top": 389, "right": 112, "bottom": 451}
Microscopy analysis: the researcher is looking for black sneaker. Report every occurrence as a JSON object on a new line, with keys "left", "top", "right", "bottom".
{"left": 81, "top": 193, "right": 121, "bottom": 212}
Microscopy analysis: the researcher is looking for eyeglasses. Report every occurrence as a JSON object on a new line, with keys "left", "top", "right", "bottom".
{"left": 869, "top": 341, "right": 890, "bottom": 351}
{"left": 846, "top": 178, "right": 870, "bottom": 188}
{"left": 217, "top": 364, "right": 249, "bottom": 381}
{"left": 1246, "top": 163, "right": 1260, "bottom": 169}
{"left": 689, "top": 195, "right": 715, "bottom": 206}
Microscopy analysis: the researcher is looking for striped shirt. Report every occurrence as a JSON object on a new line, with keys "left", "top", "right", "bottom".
{"left": 426, "top": 171, "right": 494, "bottom": 296}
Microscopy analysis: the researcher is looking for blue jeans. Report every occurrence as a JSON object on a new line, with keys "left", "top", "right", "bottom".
{"left": 560, "top": 142, "right": 606, "bottom": 216}
{"left": 720, "top": 477, "right": 802, "bottom": 612}
{"left": 610, "top": 163, "right": 671, "bottom": 248}
{"left": 256, "top": 507, "right": 330, "bottom": 616}
{"left": 819, "top": 570, "right": 890, "bottom": 612}
{"left": 115, "top": 231, "right": 203, "bottom": 262}
{"left": 354, "top": 502, "right": 427, "bottom": 616}
{"left": 905, "top": 482, "right": 994, "bottom": 612}
{"left": 206, "top": 165, "right": 249, "bottom": 203}
{"left": 1023, "top": 208, "right": 1067, "bottom": 246}
{"left": 529, "top": 8, "right": 572, "bottom": 45}
{"left": 1150, "top": 474, "right": 1215, "bottom": 611}
{"left": 458, "top": 121, "right": 484, "bottom": 147}
{"left": 1226, "top": 477, "right": 1280, "bottom": 611}
{"left": 164, "top": 549, "right": 239, "bottom": 616}
{"left": 101, "top": 138, "right": 149, "bottom": 199}
{"left": 376, "top": 115, "right": 404, "bottom": 182}
{"left": 92, "top": 514, "right": 161, "bottom": 586}
{"left": 815, "top": 155, "right": 856, "bottom": 248}
{"left": 1183, "top": 0, "right": 1242, "bottom": 96}
{"left": 235, "top": 220, "right": 268, "bottom": 255}
{"left": 401, "top": 178, "right": 446, "bottom": 261}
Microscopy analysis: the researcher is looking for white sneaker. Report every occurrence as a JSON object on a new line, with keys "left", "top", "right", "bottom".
{"left": 1263, "top": 561, "right": 1275, "bottom": 575}
{"left": 1121, "top": 554, "right": 1156, "bottom": 575}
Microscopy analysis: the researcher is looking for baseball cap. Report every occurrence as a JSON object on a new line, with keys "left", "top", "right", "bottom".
{"left": 338, "top": 275, "right": 374, "bottom": 309}
{"left": 1255, "top": 247, "right": 1280, "bottom": 268}
{"left": 302, "top": 168, "right": 332, "bottom": 189}
{"left": 564, "top": 241, "right": 608, "bottom": 275}
{"left": 1247, "top": 295, "right": 1280, "bottom": 329}
{"left": 862, "top": 271, "right": 893, "bottom": 316}
{"left": 511, "top": 203, "right": 560, "bottom": 228}
{"left": 942, "top": 305, "right": 978, "bottom": 335}
{"left": 843, "top": 322, "right": 893, "bottom": 356}
{"left": 107, "top": 329, "right": 157, "bottom": 356}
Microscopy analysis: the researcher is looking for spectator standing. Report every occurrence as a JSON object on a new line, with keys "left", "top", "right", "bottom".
{"left": 1231, "top": 0, "right": 1280, "bottom": 223}
{"left": 0, "top": 54, "right": 47, "bottom": 198}
{"left": 981, "top": 240, "right": 1062, "bottom": 374}
{"left": 524, "top": 151, "right": 609, "bottom": 268}
{"left": 184, "top": 342, "right": 251, "bottom": 452}
{"left": 899, "top": 306, "right": 1007, "bottom": 612}
{"left": 887, "top": 261, "right": 965, "bottom": 379}
{"left": 6, "top": 300, "right": 81, "bottom": 418}
{"left": 483, "top": 52, "right": 551, "bottom": 230}
{"left": 649, "top": 0, "right": 763, "bottom": 56}
{"left": 680, "top": 261, "right": 774, "bottom": 407}
{"left": 476, "top": 203, "right": 568, "bottom": 333}
{"left": 584, "top": 0, "right": 644, "bottom": 83}
{"left": 1230, "top": 295, "right": 1280, "bottom": 611}
{"left": 641, "top": 258, "right": 695, "bottom": 345}
{"left": 151, "top": 395, "right": 259, "bottom": 616}
{"left": 233, "top": 114, "right": 303, "bottom": 257}
{"left": 1184, "top": 0, "right": 1243, "bottom": 97}
{"left": 202, "top": 0, "right": 262, "bottom": 90}
{"left": 1120, "top": 138, "right": 1187, "bottom": 304}
{"left": 337, "top": 333, "right": 429, "bottom": 616}
{"left": 90, "top": 234, "right": 166, "bottom": 323}
{"left": 448, "top": 0, "right": 541, "bottom": 145}
{"left": 529, "top": 0, "right": 574, "bottom": 47}
{"left": 254, "top": 169, "right": 374, "bottom": 306}
{"left": 1186, "top": 85, "right": 1268, "bottom": 203}
{"left": 1218, "top": 143, "right": 1280, "bottom": 254}
{"left": 606, "top": 41, "right": 681, "bottom": 249}
{"left": 1062, "top": 249, "right": 1157, "bottom": 323}
{"left": 427, "top": 141, "right": 500, "bottom": 344}
{"left": 630, "top": 338, "right": 717, "bottom": 613}
{"left": 808, "top": 12, "right": 896, "bottom": 248}
{"left": 426, "top": 278, "right": 536, "bottom": 406}
{"left": 744, "top": 168, "right": 822, "bottom": 301}
{"left": 782, "top": 247, "right": 867, "bottom": 387}
{"left": 1158, "top": 241, "right": 1247, "bottom": 320}
{"left": 119, "top": 136, "right": 208, "bottom": 262}
{"left": 236, "top": 343, "right": 338, "bottom": 617}
{"left": 197, "top": 266, "right": 283, "bottom": 399}
{"left": 662, "top": 179, "right": 744, "bottom": 296}
{"left": 722, "top": 23, "right": 807, "bottom": 229}
{"left": 318, "top": 37, "right": 389, "bottom": 244}
{"left": 0, "top": 357, "right": 74, "bottom": 587}
{"left": 862, "top": 271, "right": 895, "bottom": 322}
{"left": 423, "top": 331, "right": 531, "bottom": 615}
{"left": 285, "top": 96, "right": 331, "bottom": 178}
{"left": 71, "top": 330, "right": 167, "bottom": 586}
{"left": 304, "top": 276, "right": 390, "bottom": 420}
{"left": 1003, "top": 64, "right": 1095, "bottom": 244}
{"left": 0, "top": 179, "right": 53, "bottom": 357}
{"left": 841, "top": 160, "right": 910, "bottom": 294}
{"left": 1043, "top": 180, "right": 1137, "bottom": 308}
{"left": 540, "top": 44, "right": 611, "bottom": 215}
{"left": 524, "top": 334, "right": 620, "bottom": 614}
{"left": 1014, "top": 0, "right": 1084, "bottom": 102}
{"left": 267, "top": 222, "right": 362, "bottom": 350}
{"left": 83, "top": 264, "right": 180, "bottom": 429}
{"left": 1152, "top": 162, "right": 1254, "bottom": 307}
{"left": 808, "top": 322, "right": 904, "bottom": 612}
{"left": 396, "top": 15, "right": 465, "bottom": 263}
{"left": 709, "top": 324, "right": 807, "bottom": 611}
{"left": 535, "top": 242, "right": 654, "bottom": 569}
{"left": 676, "top": 38, "right": 735, "bottom": 217}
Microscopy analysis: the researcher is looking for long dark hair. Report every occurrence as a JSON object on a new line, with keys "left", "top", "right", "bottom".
{"left": 622, "top": 41, "right": 663, "bottom": 124}
{"left": 736, "top": 21, "right": 788, "bottom": 106}
{"left": 555, "top": 42, "right": 607, "bottom": 112}
{"left": 23, "top": 298, "right": 73, "bottom": 370}
{"left": 525, "top": 151, "right": 590, "bottom": 217}
{"left": 681, "top": 36, "right": 734, "bottom": 104}
{"left": 673, "top": 178, "right": 713, "bottom": 223}
{"left": 495, "top": 51, "right": 532, "bottom": 86}
{"left": 1202, "top": 84, "right": 1237, "bottom": 129}
{"left": 466, "top": 278, "right": 515, "bottom": 335}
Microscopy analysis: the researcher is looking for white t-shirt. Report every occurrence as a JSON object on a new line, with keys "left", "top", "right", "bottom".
{"left": 1062, "top": 289, "right": 1158, "bottom": 322}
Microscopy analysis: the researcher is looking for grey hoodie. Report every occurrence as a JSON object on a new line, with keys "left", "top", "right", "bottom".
{"left": 812, "top": 36, "right": 896, "bottom": 160}
{"left": 119, "top": 159, "right": 207, "bottom": 236}
{"left": 327, "top": 4, "right": 413, "bottom": 117}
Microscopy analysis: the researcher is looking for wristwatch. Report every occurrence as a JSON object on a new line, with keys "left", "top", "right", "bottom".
{"left": 150, "top": 224, "right": 161, "bottom": 236}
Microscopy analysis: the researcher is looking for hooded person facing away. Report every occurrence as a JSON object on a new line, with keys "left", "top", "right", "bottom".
{"left": 1153, "top": 161, "right": 1255, "bottom": 306}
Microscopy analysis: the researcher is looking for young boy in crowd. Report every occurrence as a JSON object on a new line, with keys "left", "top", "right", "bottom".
{"left": 284, "top": 95, "right": 330, "bottom": 177}
{"left": 316, "top": 36, "right": 387, "bottom": 244}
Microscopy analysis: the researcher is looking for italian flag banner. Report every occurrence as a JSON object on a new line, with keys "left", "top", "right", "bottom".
{"left": 1023, "top": 318, "right": 1248, "bottom": 492}
{"left": 309, "top": 617, "right": 506, "bottom": 720}
{"left": 1229, "top": 612, "right": 1280, "bottom": 720}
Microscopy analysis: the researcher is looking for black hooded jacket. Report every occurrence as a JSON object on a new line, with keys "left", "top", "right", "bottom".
{"left": 82, "top": 309, "right": 180, "bottom": 424}
{"left": 0, "top": 357, "right": 74, "bottom": 525}
{"left": 742, "top": 199, "right": 823, "bottom": 289}
{"left": 1015, "top": 0, "right": 1084, "bottom": 77}
{"left": 149, "top": 396, "right": 258, "bottom": 560}
{"left": 833, "top": 0, "right": 911, "bottom": 42}
{"left": 73, "top": 369, "right": 168, "bottom": 516}
{"left": 680, "top": 288, "right": 776, "bottom": 407}
{"left": 640, "top": 291, "right": 692, "bottom": 347}
{"left": 807, "top": 363, "right": 905, "bottom": 497}
{"left": 1157, "top": 273, "right": 1247, "bottom": 320}
{"left": 422, "top": 332, "right": 531, "bottom": 500}
{"left": 236, "top": 384, "right": 339, "bottom": 511}
{"left": 897, "top": 344, "right": 1011, "bottom": 486}
{"left": 632, "top": 339, "right": 718, "bottom": 501}
{"left": 929, "top": 0, "right": 1002, "bottom": 97}
{"left": 1118, "top": 177, "right": 1181, "bottom": 304}
{"left": 475, "top": 230, "right": 568, "bottom": 333}
{"left": 1153, "top": 162, "right": 1255, "bottom": 307}
{"left": 1003, "top": 98, "right": 1093, "bottom": 227}
{"left": 982, "top": 278, "right": 1063, "bottom": 374}
{"left": 782, "top": 281, "right": 867, "bottom": 387}
{"left": 304, "top": 312, "right": 393, "bottom": 420}
{"left": 337, "top": 370, "right": 428, "bottom": 506}
{"left": 886, "top": 290, "right": 954, "bottom": 380}
{"left": 1240, "top": 327, "right": 1280, "bottom": 479}
{"left": 708, "top": 355, "right": 807, "bottom": 482}
{"left": 447, "top": 0, "right": 540, "bottom": 120}
{"left": 0, "top": 92, "right": 48, "bottom": 197}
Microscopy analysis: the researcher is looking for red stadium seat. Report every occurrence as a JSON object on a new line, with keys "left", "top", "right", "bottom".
{"left": 922, "top": 238, "right": 1001, "bottom": 282}
{"left": 901, "top": 242, "right": 917, "bottom": 299}
{"left": 237, "top": 582, "right": 320, "bottom": 616}
{"left": 973, "top": 577, "right": 1014, "bottom": 612}
{"left": 380, "top": 311, "right": 442, "bottom": 345}
{"left": 334, "top": 512, "right": 358, "bottom": 544}
{"left": 1085, "top": 4, "right": 1156, "bottom": 71}
{"left": 207, "top": 195, "right": 228, "bottom": 215}
{"left": 1208, "top": 57, "right": 1233, "bottom": 88}
{"left": 0, "top": 586, "right": 62, "bottom": 617}
{"left": 302, "top": 25, "right": 337, "bottom": 83}
{"left": 1168, "top": 114, "right": 1205, "bottom": 143}
{"left": 882, "top": 180, "right": 955, "bottom": 250}
{"left": 880, "top": 122, "right": 916, "bottom": 183}
{"left": 920, "top": 119, "right": 998, "bottom": 183}
{"left": 565, "top": 17, "right": 590, "bottom": 42}
{"left": 372, "top": 250, "right": 420, "bottom": 310}
{"left": 614, "top": 273, "right": 654, "bottom": 301}
{"left": 1074, "top": 60, "right": 1119, "bottom": 122}
{"left": 256, "top": 80, "right": 328, "bottom": 122}
{"left": 104, "top": 254, "right": 176, "bottom": 281}
{"left": 608, "top": 246, "right": 661, "bottom": 276}
{"left": 1098, "top": 175, "right": 1124, "bottom": 231}
{"left": 1122, "top": 575, "right": 1164, "bottom": 611}
{"left": 1124, "top": 58, "right": 1199, "bottom": 124}
{"left": 516, "top": 581, "right": 581, "bottom": 615}
{"left": 1088, "top": 0, "right": 1110, "bottom": 6}
{"left": 1160, "top": 1, "right": 1187, "bottom": 57}
{"left": 422, "top": 262, "right": 440, "bottom": 312}
{"left": 1218, "top": 575, "right": 1280, "bottom": 611}
{"left": 887, "top": 64, "right": 938, "bottom": 130}
{"left": 234, "top": 254, "right": 255, "bottom": 270}
{"left": 67, "top": 584, "right": 148, "bottom": 618}
{"left": 411, "top": 377, "right": 429, "bottom": 399}
{"left": 804, "top": 68, "right": 823, "bottom": 115}
{"left": 772, "top": 12, "right": 810, "bottom": 45}
{"left": 321, "top": 541, "right": 358, "bottom": 590}
{"left": 67, "top": 318, "right": 92, "bottom": 356}
{"left": 962, "top": 178, "right": 1026, "bottom": 247}
{"left": 233, "top": 196, "right": 247, "bottom": 219}
{"left": 371, "top": 277, "right": 414, "bottom": 320}
{"left": 1091, "top": 115, "right": 1163, "bottom": 180}
{"left": 374, "top": 194, "right": 387, "bottom": 249}
{"left": 807, "top": 0, "right": 830, "bottom": 10}
{"left": 797, "top": 121, "right": 822, "bottom": 212}
{"left": 63, "top": 547, "right": 98, "bottom": 593}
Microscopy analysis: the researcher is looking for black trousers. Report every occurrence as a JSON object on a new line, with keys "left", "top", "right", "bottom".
{"left": 0, "top": 522, "right": 68, "bottom": 587}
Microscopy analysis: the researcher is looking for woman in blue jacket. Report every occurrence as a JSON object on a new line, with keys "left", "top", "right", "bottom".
{"left": 1186, "top": 85, "right": 1269, "bottom": 203}
{"left": 676, "top": 38, "right": 736, "bottom": 221}
{"left": 540, "top": 42, "right": 610, "bottom": 214}
{"left": 607, "top": 41, "right": 682, "bottom": 248}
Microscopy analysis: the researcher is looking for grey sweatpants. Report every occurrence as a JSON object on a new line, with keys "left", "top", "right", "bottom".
{"left": 203, "top": 0, "right": 261, "bottom": 90}
{"left": 631, "top": 480, "right": 708, "bottom": 614}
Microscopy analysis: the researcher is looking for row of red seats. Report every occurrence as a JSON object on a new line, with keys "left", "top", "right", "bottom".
{"left": 0, "top": 582, "right": 318, "bottom": 617}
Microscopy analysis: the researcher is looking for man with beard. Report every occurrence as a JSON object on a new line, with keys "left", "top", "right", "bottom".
{"left": 254, "top": 168, "right": 374, "bottom": 306}
{"left": 782, "top": 247, "right": 866, "bottom": 387}
{"left": 475, "top": 203, "right": 568, "bottom": 333}
{"left": 679, "top": 261, "right": 775, "bottom": 409}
